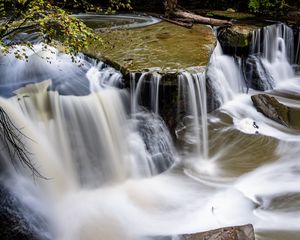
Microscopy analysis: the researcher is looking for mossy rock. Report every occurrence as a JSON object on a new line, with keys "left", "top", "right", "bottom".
{"left": 217, "top": 26, "right": 253, "bottom": 56}
{"left": 85, "top": 21, "right": 216, "bottom": 73}
{"left": 218, "top": 27, "right": 250, "bottom": 48}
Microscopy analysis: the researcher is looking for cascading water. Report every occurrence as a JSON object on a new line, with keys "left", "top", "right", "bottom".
{"left": 176, "top": 69, "right": 208, "bottom": 160}
{"left": 247, "top": 23, "right": 295, "bottom": 88}
{"left": 2, "top": 21, "right": 300, "bottom": 240}
{"left": 0, "top": 43, "right": 178, "bottom": 239}
{"left": 251, "top": 23, "right": 294, "bottom": 63}
{"left": 131, "top": 68, "right": 209, "bottom": 162}
{"left": 206, "top": 42, "right": 246, "bottom": 104}
{"left": 131, "top": 71, "right": 161, "bottom": 115}
{"left": 205, "top": 23, "right": 300, "bottom": 239}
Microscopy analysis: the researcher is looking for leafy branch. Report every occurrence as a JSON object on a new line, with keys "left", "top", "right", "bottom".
{"left": 0, "top": 0, "right": 131, "bottom": 58}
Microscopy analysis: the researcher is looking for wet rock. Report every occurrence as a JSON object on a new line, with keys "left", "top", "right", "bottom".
{"left": 135, "top": 112, "right": 175, "bottom": 173}
{"left": 293, "top": 65, "right": 300, "bottom": 75}
{"left": 182, "top": 224, "right": 255, "bottom": 240}
{"left": 218, "top": 27, "right": 250, "bottom": 56}
{"left": 206, "top": 74, "right": 222, "bottom": 113}
{"left": 86, "top": 21, "right": 215, "bottom": 73}
{"left": 0, "top": 181, "right": 52, "bottom": 240}
{"left": 251, "top": 94, "right": 290, "bottom": 127}
{"left": 244, "top": 55, "right": 274, "bottom": 91}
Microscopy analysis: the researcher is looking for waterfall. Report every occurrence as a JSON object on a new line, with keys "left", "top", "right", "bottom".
{"left": 176, "top": 69, "right": 208, "bottom": 160}
{"left": 251, "top": 23, "right": 294, "bottom": 63}
{"left": 206, "top": 23, "right": 296, "bottom": 106}
{"left": 130, "top": 69, "right": 208, "bottom": 160}
{"left": 131, "top": 71, "right": 161, "bottom": 115}
{"left": 0, "top": 44, "right": 175, "bottom": 187}
{"left": 249, "top": 23, "right": 294, "bottom": 86}
{"left": 206, "top": 42, "right": 246, "bottom": 105}
{"left": 0, "top": 44, "right": 179, "bottom": 240}
{"left": 2, "top": 22, "right": 300, "bottom": 240}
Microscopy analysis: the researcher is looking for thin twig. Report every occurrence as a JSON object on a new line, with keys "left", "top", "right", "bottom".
{"left": 0, "top": 107, "right": 46, "bottom": 179}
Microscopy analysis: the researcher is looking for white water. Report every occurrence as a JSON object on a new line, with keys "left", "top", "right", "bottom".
{"left": 1, "top": 23, "right": 300, "bottom": 240}
{"left": 176, "top": 69, "right": 208, "bottom": 160}
{"left": 250, "top": 23, "right": 294, "bottom": 85}
{"left": 131, "top": 71, "right": 161, "bottom": 115}
{"left": 206, "top": 42, "right": 246, "bottom": 104}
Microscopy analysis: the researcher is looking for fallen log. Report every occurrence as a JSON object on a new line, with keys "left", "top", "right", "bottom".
{"left": 171, "top": 9, "right": 232, "bottom": 27}
{"left": 163, "top": 0, "right": 232, "bottom": 27}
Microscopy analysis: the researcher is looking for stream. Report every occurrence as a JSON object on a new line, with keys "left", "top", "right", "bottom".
{"left": 0, "top": 16, "right": 300, "bottom": 240}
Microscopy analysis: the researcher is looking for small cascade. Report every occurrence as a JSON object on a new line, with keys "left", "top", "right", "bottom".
{"left": 0, "top": 44, "right": 122, "bottom": 97}
{"left": 248, "top": 23, "right": 294, "bottom": 86}
{"left": 251, "top": 23, "right": 294, "bottom": 63}
{"left": 130, "top": 71, "right": 176, "bottom": 173}
{"left": 206, "top": 23, "right": 296, "bottom": 107}
{"left": 176, "top": 69, "right": 208, "bottom": 160}
{"left": 134, "top": 112, "right": 175, "bottom": 174}
{"left": 206, "top": 43, "right": 246, "bottom": 105}
{"left": 131, "top": 71, "right": 161, "bottom": 114}
{"left": 86, "top": 64, "right": 123, "bottom": 91}
{"left": 130, "top": 69, "right": 209, "bottom": 161}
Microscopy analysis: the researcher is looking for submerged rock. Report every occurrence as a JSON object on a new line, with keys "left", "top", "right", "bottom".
{"left": 251, "top": 94, "right": 290, "bottom": 127}
{"left": 182, "top": 224, "right": 255, "bottom": 240}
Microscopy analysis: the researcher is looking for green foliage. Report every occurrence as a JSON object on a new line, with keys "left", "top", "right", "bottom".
{"left": 248, "top": 0, "right": 286, "bottom": 12}
{"left": 0, "top": 0, "right": 131, "bottom": 59}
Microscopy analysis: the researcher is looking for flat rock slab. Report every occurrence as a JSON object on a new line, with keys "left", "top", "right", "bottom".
{"left": 86, "top": 21, "right": 216, "bottom": 72}
{"left": 182, "top": 224, "right": 255, "bottom": 240}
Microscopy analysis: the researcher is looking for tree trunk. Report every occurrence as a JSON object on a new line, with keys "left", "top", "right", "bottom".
{"left": 163, "top": 0, "right": 232, "bottom": 27}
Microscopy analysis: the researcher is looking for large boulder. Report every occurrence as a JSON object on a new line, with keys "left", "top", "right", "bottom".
{"left": 251, "top": 94, "right": 290, "bottom": 127}
{"left": 182, "top": 224, "right": 255, "bottom": 240}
